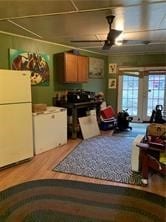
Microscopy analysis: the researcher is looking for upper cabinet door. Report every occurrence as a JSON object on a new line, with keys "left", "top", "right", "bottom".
{"left": 77, "top": 56, "right": 89, "bottom": 82}
{"left": 64, "top": 53, "right": 77, "bottom": 82}
{"left": 56, "top": 52, "right": 89, "bottom": 83}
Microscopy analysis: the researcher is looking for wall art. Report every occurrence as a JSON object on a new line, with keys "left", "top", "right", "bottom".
{"left": 9, "top": 49, "right": 50, "bottom": 86}
{"left": 109, "top": 63, "right": 117, "bottom": 74}
{"left": 89, "top": 57, "right": 104, "bottom": 78}
{"left": 108, "top": 78, "right": 117, "bottom": 89}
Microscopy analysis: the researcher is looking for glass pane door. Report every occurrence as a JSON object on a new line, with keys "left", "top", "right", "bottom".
{"left": 118, "top": 73, "right": 140, "bottom": 121}
{"left": 145, "top": 74, "right": 166, "bottom": 120}
{"left": 118, "top": 72, "right": 166, "bottom": 122}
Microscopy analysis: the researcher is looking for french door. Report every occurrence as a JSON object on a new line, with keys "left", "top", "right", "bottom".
{"left": 143, "top": 73, "right": 166, "bottom": 121}
{"left": 118, "top": 72, "right": 166, "bottom": 122}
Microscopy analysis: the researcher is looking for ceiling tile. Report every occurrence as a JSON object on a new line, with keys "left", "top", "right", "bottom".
{"left": 0, "top": 0, "right": 74, "bottom": 19}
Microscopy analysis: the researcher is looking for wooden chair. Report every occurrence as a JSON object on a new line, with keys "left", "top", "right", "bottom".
{"left": 137, "top": 142, "right": 166, "bottom": 185}
{"left": 136, "top": 124, "right": 166, "bottom": 185}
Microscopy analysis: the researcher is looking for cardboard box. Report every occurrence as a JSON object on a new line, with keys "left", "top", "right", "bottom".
{"left": 32, "top": 104, "right": 47, "bottom": 113}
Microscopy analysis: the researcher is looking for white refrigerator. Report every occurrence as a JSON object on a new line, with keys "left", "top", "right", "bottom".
{"left": 0, "top": 69, "right": 34, "bottom": 168}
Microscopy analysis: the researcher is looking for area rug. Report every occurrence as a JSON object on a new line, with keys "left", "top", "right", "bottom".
{"left": 53, "top": 136, "right": 142, "bottom": 185}
{"left": 113, "top": 123, "right": 148, "bottom": 137}
{"left": 0, "top": 179, "right": 165, "bottom": 222}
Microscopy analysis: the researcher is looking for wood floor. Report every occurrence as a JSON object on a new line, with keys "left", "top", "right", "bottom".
{"left": 0, "top": 134, "right": 165, "bottom": 196}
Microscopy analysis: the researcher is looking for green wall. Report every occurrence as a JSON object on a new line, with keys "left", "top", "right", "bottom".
{"left": 0, "top": 32, "right": 107, "bottom": 105}
{"left": 0, "top": 32, "right": 165, "bottom": 109}
{"left": 109, "top": 54, "right": 166, "bottom": 67}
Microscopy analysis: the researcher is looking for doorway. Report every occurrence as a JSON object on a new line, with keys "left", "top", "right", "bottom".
{"left": 143, "top": 73, "right": 166, "bottom": 121}
{"left": 118, "top": 72, "right": 166, "bottom": 122}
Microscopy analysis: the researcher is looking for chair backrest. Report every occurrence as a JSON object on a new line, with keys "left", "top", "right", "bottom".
{"left": 146, "top": 123, "right": 166, "bottom": 138}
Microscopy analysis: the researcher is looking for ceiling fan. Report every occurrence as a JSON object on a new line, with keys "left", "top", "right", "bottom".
{"left": 71, "top": 15, "right": 122, "bottom": 50}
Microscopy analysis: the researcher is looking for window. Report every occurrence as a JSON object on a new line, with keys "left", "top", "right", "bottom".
{"left": 147, "top": 74, "right": 166, "bottom": 116}
{"left": 121, "top": 74, "right": 139, "bottom": 116}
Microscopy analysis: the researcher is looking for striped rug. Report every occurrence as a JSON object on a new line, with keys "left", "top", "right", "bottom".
{"left": 0, "top": 179, "right": 165, "bottom": 222}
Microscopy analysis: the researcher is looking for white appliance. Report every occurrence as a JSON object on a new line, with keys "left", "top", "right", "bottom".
{"left": 33, "top": 106, "right": 67, "bottom": 155}
{"left": 131, "top": 135, "right": 144, "bottom": 172}
{"left": 0, "top": 69, "right": 34, "bottom": 168}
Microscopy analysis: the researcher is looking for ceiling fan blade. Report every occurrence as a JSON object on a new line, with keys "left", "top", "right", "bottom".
{"left": 117, "top": 39, "right": 151, "bottom": 45}
{"left": 102, "top": 44, "right": 112, "bottom": 50}
{"left": 102, "top": 40, "right": 114, "bottom": 50}
{"left": 107, "top": 29, "right": 122, "bottom": 40}
{"left": 71, "top": 29, "right": 121, "bottom": 44}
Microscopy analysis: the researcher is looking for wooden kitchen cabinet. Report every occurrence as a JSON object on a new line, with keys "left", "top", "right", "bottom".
{"left": 77, "top": 55, "right": 89, "bottom": 82}
{"left": 56, "top": 52, "right": 89, "bottom": 83}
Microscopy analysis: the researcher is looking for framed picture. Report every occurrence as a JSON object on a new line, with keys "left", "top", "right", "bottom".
{"left": 109, "top": 63, "right": 117, "bottom": 74}
{"left": 89, "top": 57, "right": 104, "bottom": 78}
{"left": 9, "top": 49, "right": 50, "bottom": 86}
{"left": 108, "top": 78, "right": 117, "bottom": 89}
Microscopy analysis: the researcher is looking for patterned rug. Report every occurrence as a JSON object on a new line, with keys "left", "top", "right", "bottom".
{"left": 0, "top": 179, "right": 165, "bottom": 222}
{"left": 53, "top": 136, "right": 142, "bottom": 185}
{"left": 113, "top": 123, "right": 148, "bottom": 137}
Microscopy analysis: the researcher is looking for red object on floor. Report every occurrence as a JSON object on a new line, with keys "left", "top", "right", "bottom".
{"left": 100, "top": 106, "right": 116, "bottom": 119}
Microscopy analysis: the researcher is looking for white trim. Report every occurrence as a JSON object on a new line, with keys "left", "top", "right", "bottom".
{"left": 117, "top": 75, "right": 122, "bottom": 113}
{"left": 119, "top": 67, "right": 144, "bottom": 72}
{"left": 119, "top": 66, "right": 166, "bottom": 72}
{"left": 144, "top": 67, "right": 166, "bottom": 71}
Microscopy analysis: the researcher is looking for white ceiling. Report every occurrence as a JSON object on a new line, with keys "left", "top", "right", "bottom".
{"left": 0, "top": 0, "right": 166, "bottom": 55}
